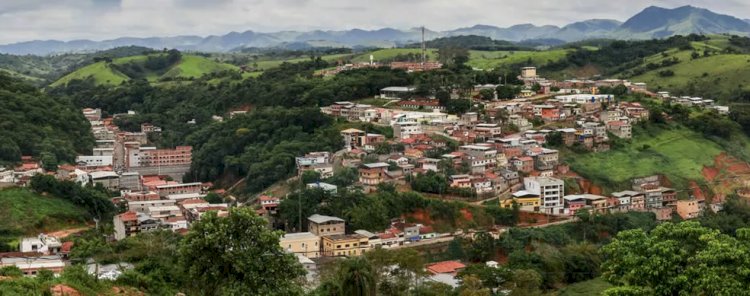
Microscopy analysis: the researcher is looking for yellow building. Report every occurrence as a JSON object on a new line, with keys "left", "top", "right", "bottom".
{"left": 280, "top": 232, "right": 321, "bottom": 258}
{"left": 322, "top": 234, "right": 369, "bottom": 257}
{"left": 501, "top": 191, "right": 541, "bottom": 212}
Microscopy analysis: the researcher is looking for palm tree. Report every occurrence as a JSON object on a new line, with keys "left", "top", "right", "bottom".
{"left": 336, "top": 257, "right": 376, "bottom": 296}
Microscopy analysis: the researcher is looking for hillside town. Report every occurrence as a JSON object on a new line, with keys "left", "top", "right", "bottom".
{"left": 0, "top": 64, "right": 734, "bottom": 290}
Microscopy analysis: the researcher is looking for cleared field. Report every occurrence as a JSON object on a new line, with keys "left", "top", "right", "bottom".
{"left": 163, "top": 55, "right": 239, "bottom": 79}
{"left": 0, "top": 188, "right": 89, "bottom": 241}
{"left": 566, "top": 125, "right": 724, "bottom": 193}
{"left": 51, "top": 61, "right": 129, "bottom": 87}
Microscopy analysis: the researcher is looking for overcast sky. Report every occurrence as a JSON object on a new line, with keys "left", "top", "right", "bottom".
{"left": 1, "top": 0, "right": 749, "bottom": 44}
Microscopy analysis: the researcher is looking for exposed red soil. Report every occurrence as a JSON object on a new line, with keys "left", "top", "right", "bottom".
{"left": 406, "top": 209, "right": 434, "bottom": 225}
{"left": 688, "top": 181, "right": 705, "bottom": 201}
{"left": 460, "top": 208, "right": 473, "bottom": 221}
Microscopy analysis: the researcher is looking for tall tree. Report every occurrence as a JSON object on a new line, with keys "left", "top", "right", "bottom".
{"left": 179, "top": 207, "right": 305, "bottom": 295}
{"left": 336, "top": 257, "right": 377, "bottom": 296}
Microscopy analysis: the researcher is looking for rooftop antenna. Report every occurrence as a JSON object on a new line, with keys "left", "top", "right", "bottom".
{"left": 421, "top": 26, "right": 426, "bottom": 70}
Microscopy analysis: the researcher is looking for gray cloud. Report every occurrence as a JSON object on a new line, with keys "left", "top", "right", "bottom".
{"left": 0, "top": 0, "right": 748, "bottom": 44}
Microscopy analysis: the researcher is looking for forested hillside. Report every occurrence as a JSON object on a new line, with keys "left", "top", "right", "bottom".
{"left": 0, "top": 72, "right": 93, "bottom": 165}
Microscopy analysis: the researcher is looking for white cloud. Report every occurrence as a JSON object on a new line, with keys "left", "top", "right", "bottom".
{"left": 0, "top": 0, "right": 748, "bottom": 44}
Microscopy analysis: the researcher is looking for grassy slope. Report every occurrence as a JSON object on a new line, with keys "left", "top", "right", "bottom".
{"left": 630, "top": 53, "right": 750, "bottom": 95}
{"left": 51, "top": 61, "right": 129, "bottom": 87}
{"left": 0, "top": 188, "right": 89, "bottom": 239}
{"left": 618, "top": 36, "right": 750, "bottom": 97}
{"left": 467, "top": 49, "right": 572, "bottom": 70}
{"left": 162, "top": 55, "right": 239, "bottom": 80}
{"left": 52, "top": 54, "right": 240, "bottom": 86}
{"left": 565, "top": 124, "right": 724, "bottom": 193}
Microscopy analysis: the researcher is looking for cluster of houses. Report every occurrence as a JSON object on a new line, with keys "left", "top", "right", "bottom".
{"left": 0, "top": 234, "right": 70, "bottom": 276}
{"left": 502, "top": 174, "right": 719, "bottom": 220}
{"left": 81, "top": 108, "right": 226, "bottom": 237}
{"left": 0, "top": 108, "right": 196, "bottom": 192}
{"left": 656, "top": 91, "right": 730, "bottom": 115}
{"left": 277, "top": 213, "right": 446, "bottom": 282}
{"left": 317, "top": 56, "right": 443, "bottom": 77}
{"left": 323, "top": 93, "right": 652, "bottom": 199}
{"left": 112, "top": 180, "right": 229, "bottom": 240}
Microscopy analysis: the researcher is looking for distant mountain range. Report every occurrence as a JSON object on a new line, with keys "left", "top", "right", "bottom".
{"left": 2, "top": 5, "right": 749, "bottom": 55}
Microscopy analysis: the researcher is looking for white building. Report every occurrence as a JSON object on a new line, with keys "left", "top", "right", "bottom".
{"left": 523, "top": 177, "right": 565, "bottom": 215}
{"left": 393, "top": 121, "right": 423, "bottom": 140}
{"left": 20, "top": 234, "right": 62, "bottom": 255}
{"left": 76, "top": 155, "right": 113, "bottom": 167}
{"left": 555, "top": 94, "right": 614, "bottom": 104}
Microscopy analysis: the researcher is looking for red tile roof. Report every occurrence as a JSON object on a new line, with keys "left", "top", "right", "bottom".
{"left": 419, "top": 226, "right": 434, "bottom": 233}
{"left": 179, "top": 198, "right": 208, "bottom": 205}
{"left": 117, "top": 211, "right": 138, "bottom": 222}
{"left": 426, "top": 260, "right": 466, "bottom": 274}
{"left": 379, "top": 232, "right": 397, "bottom": 239}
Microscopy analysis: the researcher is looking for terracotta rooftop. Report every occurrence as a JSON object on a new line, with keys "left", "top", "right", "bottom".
{"left": 426, "top": 260, "right": 466, "bottom": 274}
{"left": 117, "top": 211, "right": 138, "bottom": 222}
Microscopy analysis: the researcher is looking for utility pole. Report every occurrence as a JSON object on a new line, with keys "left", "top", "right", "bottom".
{"left": 421, "top": 26, "right": 426, "bottom": 70}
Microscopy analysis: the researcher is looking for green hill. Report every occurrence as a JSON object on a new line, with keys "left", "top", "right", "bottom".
{"left": 0, "top": 187, "right": 89, "bottom": 249}
{"left": 51, "top": 61, "right": 129, "bottom": 87}
{"left": 467, "top": 49, "right": 572, "bottom": 70}
{"left": 629, "top": 51, "right": 750, "bottom": 98}
{"left": 51, "top": 53, "right": 241, "bottom": 87}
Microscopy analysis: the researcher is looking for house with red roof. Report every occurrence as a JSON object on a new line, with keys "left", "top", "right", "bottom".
{"left": 426, "top": 260, "right": 466, "bottom": 275}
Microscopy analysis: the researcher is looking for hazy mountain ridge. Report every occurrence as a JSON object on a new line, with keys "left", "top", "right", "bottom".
{"left": 2, "top": 5, "right": 749, "bottom": 55}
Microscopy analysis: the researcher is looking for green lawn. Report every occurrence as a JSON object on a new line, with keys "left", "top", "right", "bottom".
{"left": 0, "top": 188, "right": 89, "bottom": 244}
{"left": 566, "top": 125, "right": 723, "bottom": 193}
{"left": 556, "top": 278, "right": 613, "bottom": 296}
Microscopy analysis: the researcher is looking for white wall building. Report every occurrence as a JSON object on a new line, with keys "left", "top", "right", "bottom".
{"left": 523, "top": 177, "right": 565, "bottom": 215}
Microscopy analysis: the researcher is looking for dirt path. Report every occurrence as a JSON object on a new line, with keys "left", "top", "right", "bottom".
{"left": 48, "top": 227, "right": 91, "bottom": 238}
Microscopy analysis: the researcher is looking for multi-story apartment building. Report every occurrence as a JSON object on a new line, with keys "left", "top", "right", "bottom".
{"left": 393, "top": 121, "right": 422, "bottom": 140}
{"left": 459, "top": 145, "right": 498, "bottom": 173}
{"left": 308, "top": 214, "right": 345, "bottom": 237}
{"left": 474, "top": 123, "right": 502, "bottom": 139}
{"left": 523, "top": 176, "right": 565, "bottom": 215}
{"left": 154, "top": 182, "right": 202, "bottom": 197}
{"left": 358, "top": 163, "right": 389, "bottom": 186}
{"left": 322, "top": 234, "right": 369, "bottom": 257}
{"left": 126, "top": 145, "right": 192, "bottom": 169}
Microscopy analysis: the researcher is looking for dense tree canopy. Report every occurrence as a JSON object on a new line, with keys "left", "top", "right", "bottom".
{"left": 179, "top": 207, "right": 305, "bottom": 295}
{"left": 601, "top": 221, "right": 750, "bottom": 296}
{"left": 0, "top": 72, "right": 93, "bottom": 164}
